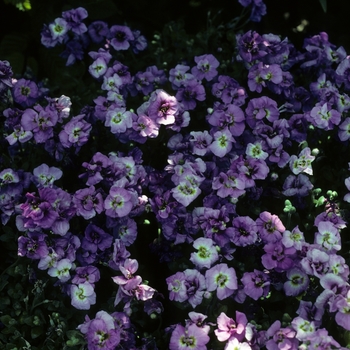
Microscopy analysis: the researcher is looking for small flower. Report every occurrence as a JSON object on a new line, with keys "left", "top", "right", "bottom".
{"left": 215, "top": 311, "right": 248, "bottom": 342}
{"left": 191, "top": 54, "right": 220, "bottom": 81}
{"left": 209, "top": 128, "right": 235, "bottom": 158}
{"left": 48, "top": 258, "right": 72, "bottom": 282}
{"left": 190, "top": 237, "right": 219, "bottom": 269}
{"left": 205, "top": 263, "right": 238, "bottom": 300}
{"left": 109, "top": 25, "right": 134, "bottom": 51}
{"left": 104, "top": 186, "right": 135, "bottom": 218}
{"left": 70, "top": 282, "right": 96, "bottom": 310}
{"left": 283, "top": 267, "right": 309, "bottom": 296}
{"left": 170, "top": 323, "right": 210, "bottom": 350}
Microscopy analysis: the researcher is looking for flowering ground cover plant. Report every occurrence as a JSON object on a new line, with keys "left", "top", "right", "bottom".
{"left": 1, "top": 0, "right": 350, "bottom": 349}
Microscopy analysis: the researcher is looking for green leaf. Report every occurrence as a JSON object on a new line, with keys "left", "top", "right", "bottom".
{"left": 319, "top": 0, "right": 327, "bottom": 12}
{"left": 31, "top": 326, "right": 43, "bottom": 339}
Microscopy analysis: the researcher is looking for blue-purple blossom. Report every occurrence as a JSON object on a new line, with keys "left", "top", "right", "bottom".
{"left": 205, "top": 263, "right": 238, "bottom": 300}
{"left": 0, "top": 60, "right": 13, "bottom": 91}
{"left": 13, "top": 79, "right": 39, "bottom": 107}
{"left": 62, "top": 7, "right": 88, "bottom": 35}
{"left": 32, "top": 163, "right": 62, "bottom": 188}
{"left": 170, "top": 323, "right": 210, "bottom": 350}
{"left": 191, "top": 54, "right": 219, "bottom": 81}
{"left": 283, "top": 267, "right": 309, "bottom": 296}
{"left": 215, "top": 311, "right": 248, "bottom": 342}
{"left": 70, "top": 282, "right": 96, "bottom": 310}
{"left": 241, "top": 269, "right": 270, "bottom": 300}
{"left": 190, "top": 237, "right": 219, "bottom": 269}
{"left": 109, "top": 25, "right": 134, "bottom": 51}
{"left": 59, "top": 114, "right": 92, "bottom": 148}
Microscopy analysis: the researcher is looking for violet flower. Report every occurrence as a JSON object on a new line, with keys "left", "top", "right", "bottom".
{"left": 205, "top": 263, "right": 238, "bottom": 300}
{"left": 109, "top": 25, "right": 134, "bottom": 51}
{"left": 70, "top": 282, "right": 96, "bottom": 310}
{"left": 170, "top": 323, "right": 210, "bottom": 350}
{"left": 191, "top": 54, "right": 219, "bottom": 81}
{"left": 241, "top": 269, "right": 270, "bottom": 300}
{"left": 13, "top": 79, "right": 39, "bottom": 108}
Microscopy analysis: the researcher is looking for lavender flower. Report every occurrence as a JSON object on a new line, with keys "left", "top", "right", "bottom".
{"left": 70, "top": 282, "right": 96, "bottom": 310}
{"left": 241, "top": 269, "right": 270, "bottom": 300}
{"left": 205, "top": 263, "right": 238, "bottom": 300}
{"left": 169, "top": 324, "right": 210, "bottom": 350}
{"left": 191, "top": 54, "right": 219, "bottom": 81}
{"left": 0, "top": 60, "right": 13, "bottom": 91}
{"left": 59, "top": 114, "right": 92, "bottom": 149}
{"left": 109, "top": 25, "right": 134, "bottom": 51}
{"left": 32, "top": 163, "right": 62, "bottom": 188}
{"left": 13, "top": 79, "right": 39, "bottom": 107}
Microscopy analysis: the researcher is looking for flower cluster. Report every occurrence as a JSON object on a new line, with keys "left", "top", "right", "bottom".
{"left": 1, "top": 1, "right": 350, "bottom": 349}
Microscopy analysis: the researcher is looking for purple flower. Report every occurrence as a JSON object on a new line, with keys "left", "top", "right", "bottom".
{"left": 88, "top": 20, "right": 109, "bottom": 43}
{"left": 338, "top": 117, "right": 350, "bottom": 141}
{"left": 176, "top": 80, "right": 206, "bottom": 110}
{"left": 70, "top": 282, "right": 96, "bottom": 309}
{"left": 166, "top": 271, "right": 188, "bottom": 303}
{"left": 18, "top": 231, "right": 49, "bottom": 259}
{"left": 148, "top": 89, "right": 178, "bottom": 125}
{"left": 112, "top": 217, "right": 138, "bottom": 246}
{"left": 59, "top": 114, "right": 92, "bottom": 148}
{"left": 315, "top": 221, "right": 341, "bottom": 252}
{"left": 215, "top": 311, "right": 248, "bottom": 342}
{"left": 169, "top": 64, "right": 195, "bottom": 89}
{"left": 104, "top": 186, "right": 135, "bottom": 218}
{"left": 21, "top": 105, "right": 58, "bottom": 143}
{"left": 73, "top": 186, "right": 104, "bottom": 220}
{"left": 60, "top": 40, "right": 85, "bottom": 66}
{"left": 282, "top": 174, "right": 313, "bottom": 197}
{"left": 82, "top": 224, "right": 113, "bottom": 252}
{"left": 245, "top": 96, "right": 279, "bottom": 128}
{"left": 309, "top": 102, "right": 341, "bottom": 130}
{"left": 238, "top": 0, "right": 267, "bottom": 22}
{"left": 48, "top": 258, "right": 72, "bottom": 282}
{"left": 283, "top": 267, "right": 309, "bottom": 296}
{"left": 191, "top": 54, "right": 219, "bottom": 81}
{"left": 241, "top": 269, "right": 270, "bottom": 300}
{"left": 300, "top": 246, "right": 329, "bottom": 278}
{"left": 13, "top": 79, "right": 39, "bottom": 107}
{"left": 89, "top": 57, "right": 108, "bottom": 79}
{"left": 171, "top": 179, "right": 202, "bottom": 207}
{"left": 32, "top": 163, "right": 62, "bottom": 188}
{"left": 291, "top": 317, "right": 316, "bottom": 341}
{"left": 237, "top": 30, "right": 267, "bottom": 62}
{"left": 20, "top": 188, "right": 59, "bottom": 229}
{"left": 231, "top": 216, "right": 258, "bottom": 247}
{"left": 265, "top": 320, "right": 298, "bottom": 350}
{"left": 72, "top": 266, "right": 100, "bottom": 285}
{"left": 109, "top": 25, "right": 134, "bottom": 51}
{"left": 190, "top": 237, "right": 219, "bottom": 269}
{"left": 62, "top": 7, "right": 88, "bottom": 35}
{"left": 0, "top": 60, "right": 13, "bottom": 91}
{"left": 256, "top": 211, "right": 285, "bottom": 243}
{"left": 289, "top": 147, "right": 315, "bottom": 176}
{"left": 170, "top": 324, "right": 210, "bottom": 350}
{"left": 209, "top": 128, "right": 235, "bottom": 158}
{"left": 130, "top": 29, "right": 148, "bottom": 54}
{"left": 78, "top": 310, "right": 121, "bottom": 350}
{"left": 282, "top": 226, "right": 306, "bottom": 250}
{"left": 183, "top": 269, "right": 206, "bottom": 308}
{"left": 205, "top": 263, "right": 238, "bottom": 300}
{"left": 105, "top": 107, "right": 133, "bottom": 134}
{"left": 48, "top": 17, "right": 69, "bottom": 43}
{"left": 262, "top": 241, "right": 295, "bottom": 272}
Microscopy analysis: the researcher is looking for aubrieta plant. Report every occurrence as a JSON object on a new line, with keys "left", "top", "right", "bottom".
{"left": 1, "top": 1, "right": 350, "bottom": 349}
